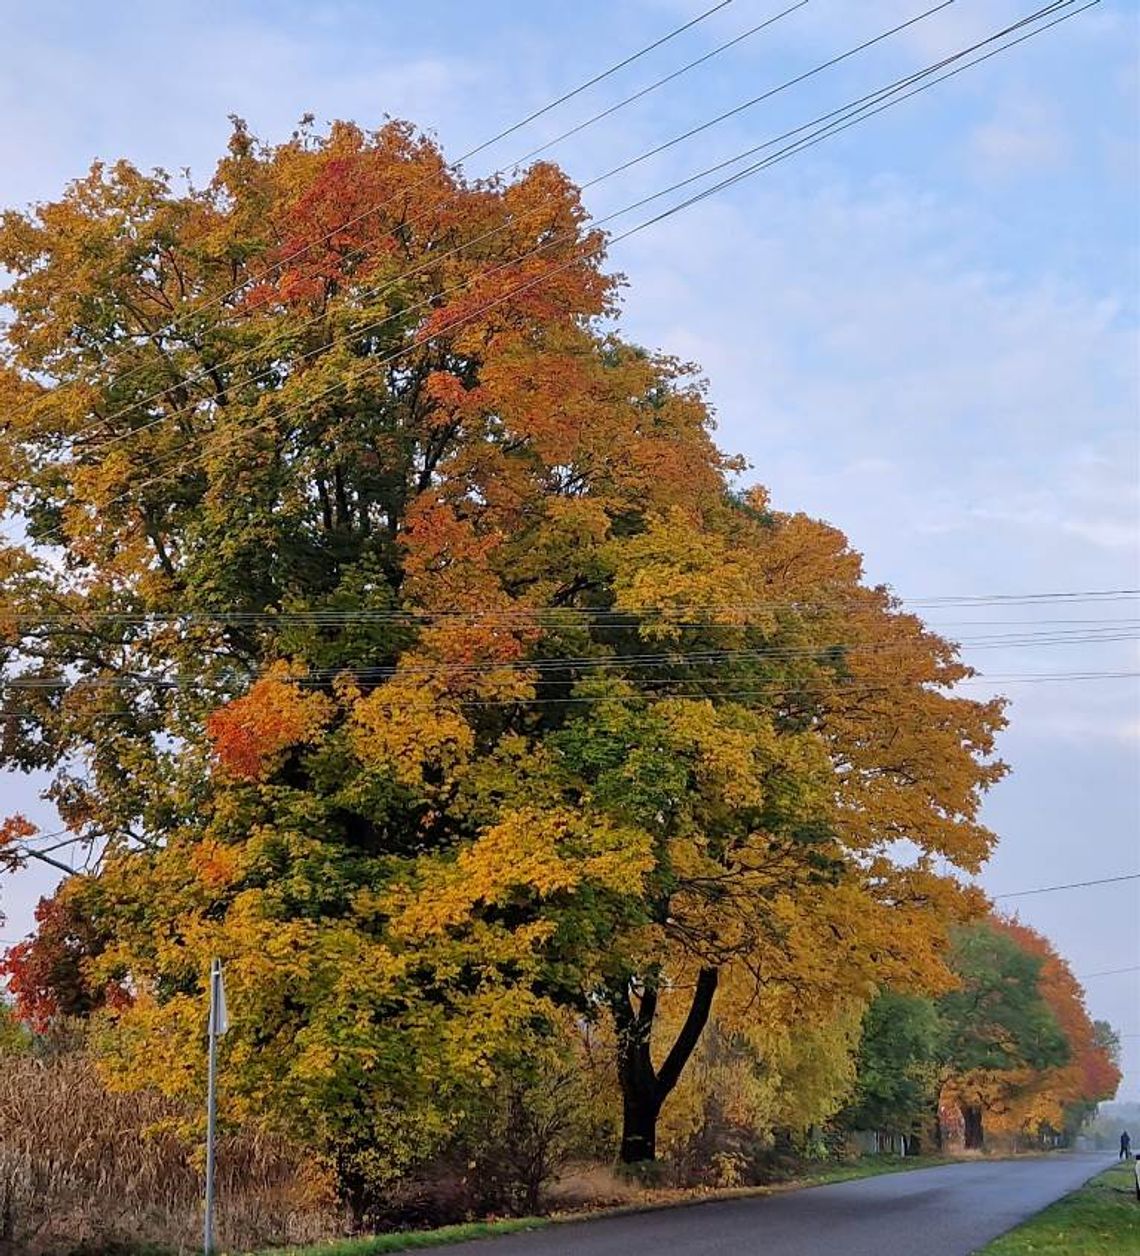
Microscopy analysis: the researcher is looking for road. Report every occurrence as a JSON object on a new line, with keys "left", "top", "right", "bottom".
{"left": 437, "top": 1154, "right": 1109, "bottom": 1255}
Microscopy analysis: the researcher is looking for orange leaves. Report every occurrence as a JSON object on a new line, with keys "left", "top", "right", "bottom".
{"left": 401, "top": 497, "right": 504, "bottom": 599}
{"left": 252, "top": 121, "right": 459, "bottom": 309}
{"left": 190, "top": 838, "right": 244, "bottom": 891}
{"left": 0, "top": 813, "right": 36, "bottom": 870}
{"left": 988, "top": 914, "right": 1122, "bottom": 1122}
{"left": 206, "top": 663, "right": 334, "bottom": 780}
{"left": 423, "top": 370, "right": 489, "bottom": 430}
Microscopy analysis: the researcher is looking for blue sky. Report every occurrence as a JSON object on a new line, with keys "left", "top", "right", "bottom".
{"left": 2, "top": 0, "right": 1138, "bottom": 1096}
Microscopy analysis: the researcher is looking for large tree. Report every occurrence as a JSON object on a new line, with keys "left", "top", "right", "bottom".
{"left": 937, "top": 920, "right": 1071, "bottom": 1149}
{"left": 955, "top": 917, "right": 1121, "bottom": 1146}
{"left": 1, "top": 119, "right": 1006, "bottom": 1191}
{"left": 839, "top": 991, "right": 943, "bottom": 1150}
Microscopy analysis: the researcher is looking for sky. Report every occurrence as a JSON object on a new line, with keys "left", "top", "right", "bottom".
{"left": 1, "top": 0, "right": 1138, "bottom": 1097}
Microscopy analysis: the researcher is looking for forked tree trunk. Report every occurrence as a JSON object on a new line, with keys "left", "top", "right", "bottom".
{"left": 621, "top": 1090, "right": 661, "bottom": 1163}
{"left": 961, "top": 1104, "right": 985, "bottom": 1150}
{"left": 611, "top": 968, "right": 719, "bottom": 1164}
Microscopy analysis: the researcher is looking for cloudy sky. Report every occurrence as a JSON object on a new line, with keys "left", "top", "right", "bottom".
{"left": 2, "top": 0, "right": 1138, "bottom": 1096}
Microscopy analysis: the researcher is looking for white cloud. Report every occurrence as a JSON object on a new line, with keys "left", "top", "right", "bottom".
{"left": 610, "top": 164, "right": 1139, "bottom": 766}
{"left": 970, "top": 93, "right": 1068, "bottom": 176}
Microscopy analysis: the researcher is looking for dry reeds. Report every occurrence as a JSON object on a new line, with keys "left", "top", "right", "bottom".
{"left": 0, "top": 1049, "right": 338, "bottom": 1255}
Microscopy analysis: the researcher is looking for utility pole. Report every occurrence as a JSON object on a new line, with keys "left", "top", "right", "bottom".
{"left": 204, "top": 958, "right": 228, "bottom": 1256}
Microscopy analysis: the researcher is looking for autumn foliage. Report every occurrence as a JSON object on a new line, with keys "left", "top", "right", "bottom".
{"left": 207, "top": 663, "right": 334, "bottom": 779}
{"left": 0, "top": 116, "right": 1116, "bottom": 1228}
{"left": 951, "top": 916, "right": 1122, "bottom": 1143}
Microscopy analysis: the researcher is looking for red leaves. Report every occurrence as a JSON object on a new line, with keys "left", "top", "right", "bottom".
{"left": 0, "top": 890, "right": 122, "bottom": 1030}
{"left": 206, "top": 664, "right": 333, "bottom": 780}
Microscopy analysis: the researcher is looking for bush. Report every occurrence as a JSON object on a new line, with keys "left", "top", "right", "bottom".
{"left": 347, "top": 1062, "right": 606, "bottom": 1231}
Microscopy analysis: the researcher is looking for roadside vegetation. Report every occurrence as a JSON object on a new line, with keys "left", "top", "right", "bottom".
{"left": 980, "top": 1162, "right": 1140, "bottom": 1255}
{"left": 255, "top": 1220, "right": 550, "bottom": 1256}
{"left": 0, "top": 117, "right": 1121, "bottom": 1255}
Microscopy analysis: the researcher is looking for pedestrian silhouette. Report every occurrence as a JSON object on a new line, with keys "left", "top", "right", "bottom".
{"left": 1120, "top": 1130, "right": 1131, "bottom": 1160}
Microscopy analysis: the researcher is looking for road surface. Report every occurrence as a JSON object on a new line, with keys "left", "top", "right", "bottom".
{"left": 437, "top": 1154, "right": 1108, "bottom": 1255}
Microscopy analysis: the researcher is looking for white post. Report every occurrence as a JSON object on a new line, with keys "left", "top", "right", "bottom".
{"left": 204, "top": 958, "right": 224, "bottom": 1256}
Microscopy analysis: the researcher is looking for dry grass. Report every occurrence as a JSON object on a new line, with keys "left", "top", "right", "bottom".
{"left": 543, "top": 1163, "right": 643, "bottom": 1211}
{"left": 0, "top": 1050, "right": 338, "bottom": 1255}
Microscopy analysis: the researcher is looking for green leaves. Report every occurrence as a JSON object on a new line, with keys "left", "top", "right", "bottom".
{"left": 941, "top": 923, "right": 1070, "bottom": 1075}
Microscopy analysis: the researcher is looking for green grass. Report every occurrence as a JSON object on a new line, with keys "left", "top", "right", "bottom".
{"left": 251, "top": 1217, "right": 549, "bottom": 1256}
{"left": 979, "top": 1161, "right": 1140, "bottom": 1254}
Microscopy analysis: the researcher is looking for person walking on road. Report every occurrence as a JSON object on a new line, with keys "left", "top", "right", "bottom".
{"left": 1120, "top": 1130, "right": 1131, "bottom": 1160}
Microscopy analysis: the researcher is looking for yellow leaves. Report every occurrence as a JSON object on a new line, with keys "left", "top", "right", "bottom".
{"left": 655, "top": 699, "right": 768, "bottom": 811}
{"left": 350, "top": 675, "right": 474, "bottom": 790}
{"left": 610, "top": 508, "right": 768, "bottom": 642}
{"left": 656, "top": 1001, "right": 865, "bottom": 1159}
{"left": 392, "top": 807, "right": 655, "bottom": 939}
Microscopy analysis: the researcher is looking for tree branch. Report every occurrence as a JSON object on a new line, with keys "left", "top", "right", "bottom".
{"left": 654, "top": 967, "right": 719, "bottom": 1103}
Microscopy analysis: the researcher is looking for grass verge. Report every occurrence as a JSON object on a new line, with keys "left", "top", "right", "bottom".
{"left": 979, "top": 1161, "right": 1140, "bottom": 1255}
{"left": 793, "top": 1153, "right": 960, "bottom": 1188}
{"left": 252, "top": 1218, "right": 550, "bottom": 1256}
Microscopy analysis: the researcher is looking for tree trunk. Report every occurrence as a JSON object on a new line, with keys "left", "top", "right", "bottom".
{"left": 611, "top": 967, "right": 719, "bottom": 1164}
{"left": 620, "top": 1089, "right": 661, "bottom": 1163}
{"left": 961, "top": 1104, "right": 985, "bottom": 1150}
{"left": 928, "top": 1094, "right": 944, "bottom": 1152}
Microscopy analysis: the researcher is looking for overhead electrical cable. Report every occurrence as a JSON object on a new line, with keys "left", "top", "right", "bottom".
{"left": 28, "top": 0, "right": 1091, "bottom": 547}
{"left": 4, "top": 589, "right": 1136, "bottom": 630}
{"left": 993, "top": 873, "right": 1140, "bottom": 899}
{"left": 4, "top": 668, "right": 1137, "bottom": 701}
{"left": 88, "top": 0, "right": 741, "bottom": 383}
{"left": 79, "top": 0, "right": 947, "bottom": 449}
{"left": 76, "top": 2, "right": 812, "bottom": 441}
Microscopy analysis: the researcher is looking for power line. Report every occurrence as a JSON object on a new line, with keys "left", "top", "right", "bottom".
{"left": 23, "top": 0, "right": 1077, "bottom": 535}
{"left": 88, "top": 0, "right": 740, "bottom": 387}
{"left": 994, "top": 874, "right": 1140, "bottom": 899}
{"left": 3, "top": 626, "right": 1138, "bottom": 688}
{"left": 77, "top": 0, "right": 946, "bottom": 452}
{"left": 3, "top": 670, "right": 1137, "bottom": 711}
{"left": 77, "top": 2, "right": 811, "bottom": 445}
{"left": 4, "top": 598, "right": 1138, "bottom": 628}
{"left": 510, "top": 2, "right": 810, "bottom": 171}
{"left": 576, "top": 0, "right": 956, "bottom": 192}
{"left": 1080, "top": 967, "right": 1140, "bottom": 980}
{"left": 4, "top": 870, "right": 1139, "bottom": 942}
{"left": 64, "top": 0, "right": 1098, "bottom": 529}
{"left": 5, "top": 623, "right": 1138, "bottom": 662}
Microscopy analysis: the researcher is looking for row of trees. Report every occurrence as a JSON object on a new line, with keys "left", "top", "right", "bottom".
{"left": 0, "top": 908, "right": 1119, "bottom": 1222}
{"left": 845, "top": 917, "right": 1120, "bottom": 1153}
{"left": 0, "top": 118, "right": 1118, "bottom": 1225}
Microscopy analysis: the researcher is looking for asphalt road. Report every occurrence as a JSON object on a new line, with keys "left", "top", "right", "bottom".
{"left": 437, "top": 1154, "right": 1109, "bottom": 1255}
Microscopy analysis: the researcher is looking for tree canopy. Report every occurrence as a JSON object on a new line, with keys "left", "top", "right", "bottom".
{"left": 1, "top": 118, "right": 1013, "bottom": 1196}
{"left": 839, "top": 916, "right": 1121, "bottom": 1151}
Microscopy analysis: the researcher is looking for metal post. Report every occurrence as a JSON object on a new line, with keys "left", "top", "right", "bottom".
{"left": 204, "top": 958, "right": 220, "bottom": 1256}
